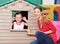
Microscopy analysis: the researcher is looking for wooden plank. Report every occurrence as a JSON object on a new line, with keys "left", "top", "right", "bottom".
{"left": 0, "top": 36, "right": 35, "bottom": 40}
{"left": 0, "top": 20, "right": 11, "bottom": 22}
{"left": 0, "top": 29, "right": 10, "bottom": 32}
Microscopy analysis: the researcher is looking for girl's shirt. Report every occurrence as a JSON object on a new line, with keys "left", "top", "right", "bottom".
{"left": 38, "top": 20, "right": 57, "bottom": 44}
{"left": 14, "top": 22, "right": 24, "bottom": 30}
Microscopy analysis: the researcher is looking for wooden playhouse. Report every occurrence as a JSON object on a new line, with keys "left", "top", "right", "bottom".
{"left": 0, "top": 0, "right": 38, "bottom": 44}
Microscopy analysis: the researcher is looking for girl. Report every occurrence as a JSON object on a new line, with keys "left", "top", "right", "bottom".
{"left": 12, "top": 12, "right": 28, "bottom": 30}
{"left": 27, "top": 7, "right": 57, "bottom": 44}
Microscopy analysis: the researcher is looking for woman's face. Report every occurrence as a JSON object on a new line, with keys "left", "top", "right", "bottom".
{"left": 34, "top": 8, "right": 42, "bottom": 19}
{"left": 15, "top": 14, "right": 22, "bottom": 23}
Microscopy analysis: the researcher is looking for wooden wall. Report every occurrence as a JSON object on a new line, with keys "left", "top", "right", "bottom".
{"left": 0, "top": 0, "right": 38, "bottom": 44}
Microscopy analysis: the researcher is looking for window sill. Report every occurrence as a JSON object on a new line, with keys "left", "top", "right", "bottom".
{"left": 10, "top": 29, "right": 28, "bottom": 32}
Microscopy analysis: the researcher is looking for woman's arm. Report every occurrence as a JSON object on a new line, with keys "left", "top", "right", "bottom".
{"left": 26, "top": 29, "right": 52, "bottom": 35}
{"left": 45, "top": 20, "right": 56, "bottom": 34}
{"left": 44, "top": 30, "right": 52, "bottom": 34}
{"left": 26, "top": 29, "right": 35, "bottom": 36}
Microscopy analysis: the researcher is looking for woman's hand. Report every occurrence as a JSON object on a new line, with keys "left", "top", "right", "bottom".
{"left": 26, "top": 29, "right": 35, "bottom": 36}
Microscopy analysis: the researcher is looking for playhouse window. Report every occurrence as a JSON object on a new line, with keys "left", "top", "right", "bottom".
{"left": 11, "top": 11, "right": 28, "bottom": 32}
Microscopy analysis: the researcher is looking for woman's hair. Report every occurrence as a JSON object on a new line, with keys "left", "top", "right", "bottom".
{"left": 14, "top": 12, "right": 22, "bottom": 17}
{"left": 34, "top": 6, "right": 42, "bottom": 12}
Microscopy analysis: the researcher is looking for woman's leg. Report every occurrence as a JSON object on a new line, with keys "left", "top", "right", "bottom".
{"left": 30, "top": 40, "right": 39, "bottom": 44}
{"left": 35, "top": 31, "right": 54, "bottom": 44}
{"left": 30, "top": 31, "right": 50, "bottom": 44}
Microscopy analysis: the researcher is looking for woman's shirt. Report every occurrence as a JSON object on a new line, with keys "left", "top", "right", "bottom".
{"left": 38, "top": 20, "right": 57, "bottom": 43}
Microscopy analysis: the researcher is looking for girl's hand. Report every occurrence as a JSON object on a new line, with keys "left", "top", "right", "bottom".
{"left": 23, "top": 17, "right": 27, "bottom": 21}
{"left": 23, "top": 17, "right": 28, "bottom": 26}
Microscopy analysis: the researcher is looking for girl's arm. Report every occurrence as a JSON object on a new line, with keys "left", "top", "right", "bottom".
{"left": 12, "top": 21, "right": 14, "bottom": 26}
{"left": 12, "top": 21, "right": 14, "bottom": 29}
{"left": 23, "top": 17, "right": 28, "bottom": 26}
{"left": 24, "top": 20, "right": 28, "bottom": 26}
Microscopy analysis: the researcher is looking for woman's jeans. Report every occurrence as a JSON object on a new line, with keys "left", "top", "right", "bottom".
{"left": 30, "top": 31, "right": 54, "bottom": 44}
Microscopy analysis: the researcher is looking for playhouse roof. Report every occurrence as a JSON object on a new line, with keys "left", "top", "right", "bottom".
{"left": 0, "top": 0, "right": 35, "bottom": 10}
{"left": 25, "top": 0, "right": 42, "bottom": 6}
{"left": 0, "top": 0, "right": 42, "bottom": 7}
{"left": 0, "top": 0, "right": 16, "bottom": 7}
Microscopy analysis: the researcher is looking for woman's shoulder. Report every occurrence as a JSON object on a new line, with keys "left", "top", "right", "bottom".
{"left": 44, "top": 19, "right": 52, "bottom": 24}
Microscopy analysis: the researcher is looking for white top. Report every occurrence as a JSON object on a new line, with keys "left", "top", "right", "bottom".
{"left": 14, "top": 22, "right": 24, "bottom": 30}
{"left": 43, "top": 0, "right": 54, "bottom": 5}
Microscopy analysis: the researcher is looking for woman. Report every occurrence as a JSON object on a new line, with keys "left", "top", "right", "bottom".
{"left": 27, "top": 7, "right": 57, "bottom": 44}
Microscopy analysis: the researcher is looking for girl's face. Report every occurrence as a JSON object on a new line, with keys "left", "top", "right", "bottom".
{"left": 15, "top": 14, "right": 22, "bottom": 23}
{"left": 34, "top": 8, "right": 42, "bottom": 19}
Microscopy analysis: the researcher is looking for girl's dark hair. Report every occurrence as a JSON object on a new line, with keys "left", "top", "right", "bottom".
{"left": 14, "top": 12, "right": 22, "bottom": 17}
{"left": 34, "top": 6, "right": 42, "bottom": 12}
